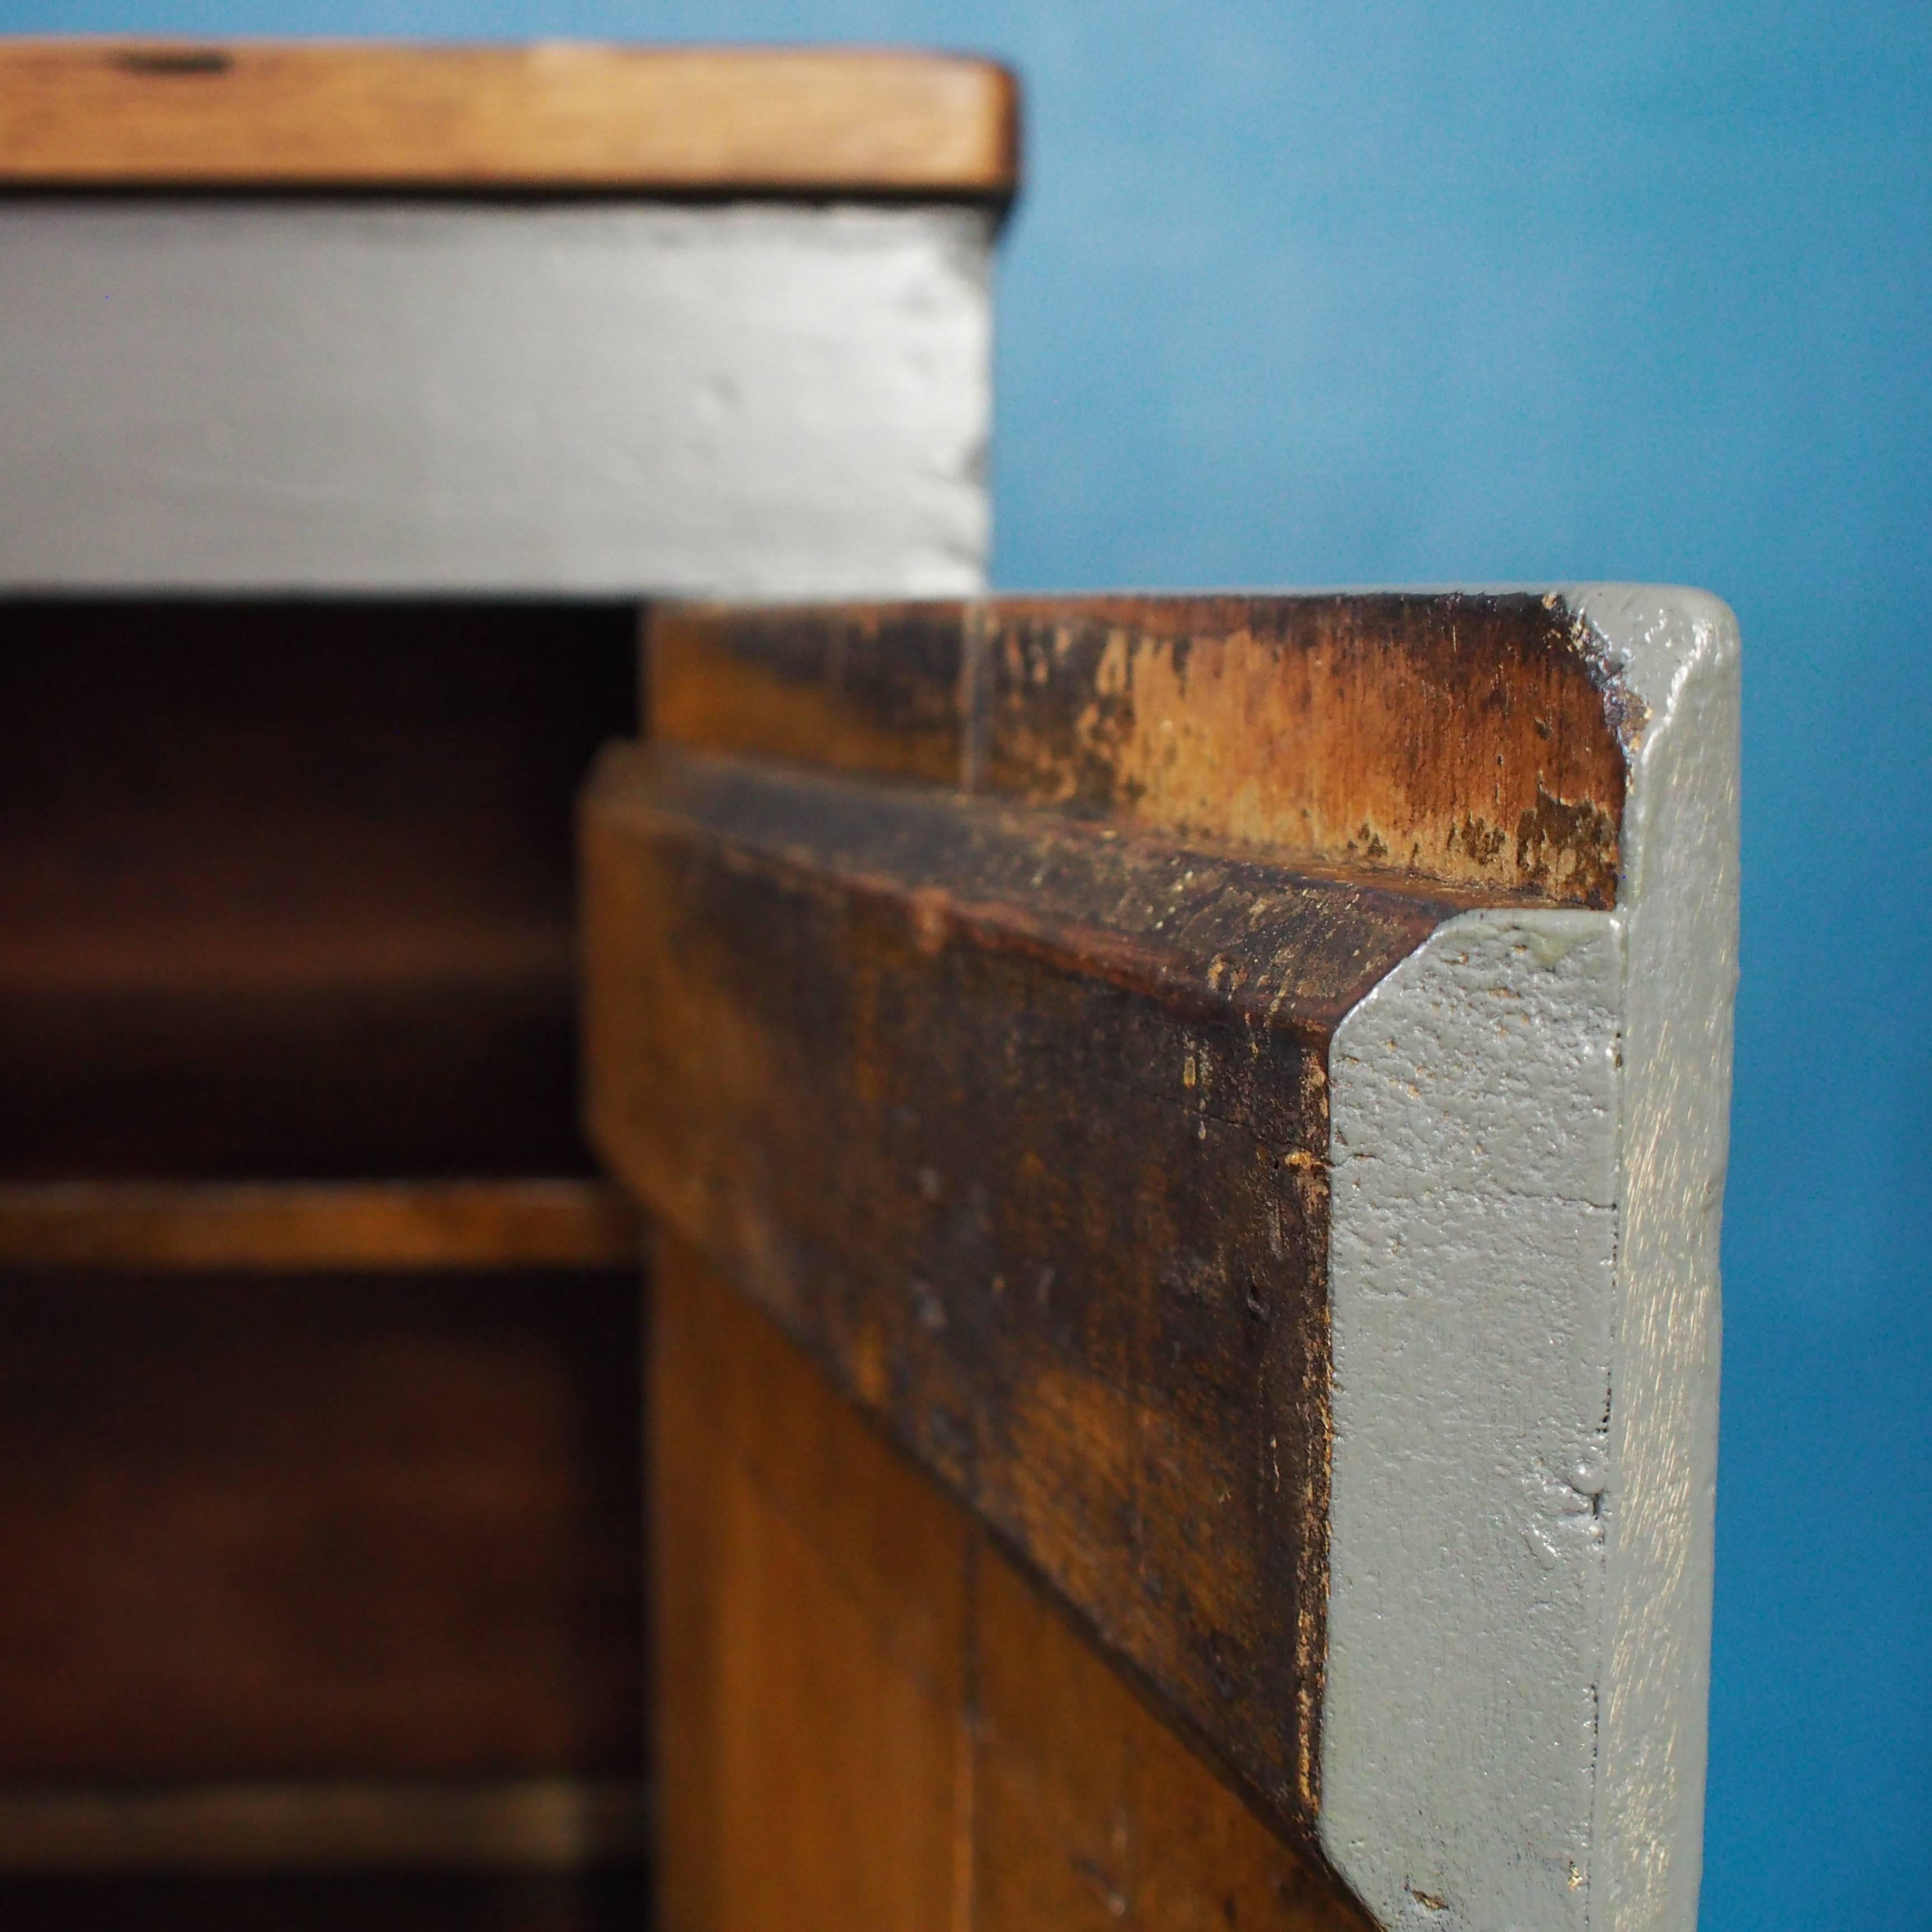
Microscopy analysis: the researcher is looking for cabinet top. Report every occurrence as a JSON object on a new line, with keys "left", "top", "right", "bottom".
{"left": 0, "top": 40, "right": 1019, "bottom": 196}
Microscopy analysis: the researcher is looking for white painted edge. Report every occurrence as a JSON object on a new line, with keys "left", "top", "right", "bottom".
{"left": 0, "top": 200, "right": 993, "bottom": 597}
{"left": 1320, "top": 586, "right": 1740, "bottom": 1932}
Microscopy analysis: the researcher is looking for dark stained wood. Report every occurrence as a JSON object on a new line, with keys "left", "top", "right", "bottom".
{"left": 651, "top": 1233, "right": 1370, "bottom": 1932}
{"left": 585, "top": 744, "right": 1481, "bottom": 1832}
{"left": 0, "top": 41, "right": 1019, "bottom": 197}
{"left": 652, "top": 602, "right": 967, "bottom": 787}
{"left": 0, "top": 600, "right": 636, "bottom": 1181}
{"left": 0, "top": 1180, "right": 639, "bottom": 1272}
{"left": 0, "top": 1267, "right": 642, "bottom": 1781}
{"left": 652, "top": 594, "right": 1634, "bottom": 906}
{"left": 591, "top": 591, "right": 1652, "bottom": 1855}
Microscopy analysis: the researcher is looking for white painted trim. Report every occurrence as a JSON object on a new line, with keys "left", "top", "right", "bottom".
{"left": 0, "top": 201, "right": 992, "bottom": 597}
{"left": 1322, "top": 588, "right": 1740, "bottom": 1932}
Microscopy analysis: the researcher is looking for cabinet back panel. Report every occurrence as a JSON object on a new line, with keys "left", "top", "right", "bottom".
{"left": 0, "top": 602, "right": 636, "bottom": 1179}
{"left": 0, "top": 1266, "right": 643, "bottom": 1780}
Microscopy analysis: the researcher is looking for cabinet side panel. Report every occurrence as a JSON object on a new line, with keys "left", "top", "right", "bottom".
{"left": 651, "top": 1229, "right": 1373, "bottom": 1932}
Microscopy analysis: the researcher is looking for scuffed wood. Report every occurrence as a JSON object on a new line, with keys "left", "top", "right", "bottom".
{"left": 652, "top": 594, "right": 1635, "bottom": 906}
{"left": 652, "top": 1233, "right": 1370, "bottom": 1932}
{"left": 651, "top": 603, "right": 966, "bottom": 786}
{"left": 0, "top": 41, "right": 1019, "bottom": 195}
{"left": 585, "top": 744, "right": 1475, "bottom": 1834}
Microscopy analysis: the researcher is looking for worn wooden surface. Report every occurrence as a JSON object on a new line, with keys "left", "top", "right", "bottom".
{"left": 652, "top": 595, "right": 1632, "bottom": 906}
{"left": 0, "top": 1180, "right": 638, "bottom": 1272}
{"left": 589, "top": 593, "right": 1641, "bottom": 1837}
{"left": 652, "top": 1232, "right": 1371, "bottom": 1932}
{"left": 0, "top": 41, "right": 1017, "bottom": 194}
{"left": 605, "top": 590, "right": 1736, "bottom": 1932}
{"left": 587, "top": 744, "right": 1481, "bottom": 1829}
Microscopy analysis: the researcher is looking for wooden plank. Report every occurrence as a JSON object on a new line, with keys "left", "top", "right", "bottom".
{"left": 0, "top": 1181, "right": 639, "bottom": 1272}
{"left": 651, "top": 601, "right": 968, "bottom": 786}
{"left": 654, "top": 1230, "right": 970, "bottom": 1932}
{"left": 588, "top": 590, "right": 1740, "bottom": 1932}
{"left": 0, "top": 41, "right": 1018, "bottom": 194}
{"left": 587, "top": 744, "right": 1476, "bottom": 1829}
{"left": 0, "top": 1777, "right": 645, "bottom": 1872}
{"left": 0, "top": 1268, "right": 642, "bottom": 1781}
{"left": 653, "top": 595, "right": 1630, "bottom": 906}
{"left": 652, "top": 1232, "right": 1368, "bottom": 1932}
{"left": 972, "top": 1549, "right": 1371, "bottom": 1932}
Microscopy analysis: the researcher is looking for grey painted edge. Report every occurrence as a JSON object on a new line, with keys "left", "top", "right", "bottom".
{"left": 0, "top": 200, "right": 992, "bottom": 598}
{"left": 1320, "top": 586, "right": 1740, "bottom": 1932}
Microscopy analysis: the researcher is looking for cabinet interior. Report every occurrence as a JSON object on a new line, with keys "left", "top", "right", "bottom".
{"left": 0, "top": 600, "right": 650, "bottom": 1925}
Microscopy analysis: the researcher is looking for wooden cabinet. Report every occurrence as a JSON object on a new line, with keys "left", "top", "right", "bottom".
{"left": 0, "top": 41, "right": 1736, "bottom": 1932}
{"left": 586, "top": 594, "right": 1737, "bottom": 1932}
{"left": 0, "top": 40, "right": 1008, "bottom": 1927}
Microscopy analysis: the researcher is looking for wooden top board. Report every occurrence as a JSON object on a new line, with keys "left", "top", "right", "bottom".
{"left": 0, "top": 40, "right": 1019, "bottom": 194}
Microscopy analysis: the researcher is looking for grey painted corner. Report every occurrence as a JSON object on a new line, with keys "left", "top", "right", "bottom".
{"left": 1322, "top": 588, "right": 1740, "bottom": 1932}
{"left": 0, "top": 201, "right": 993, "bottom": 598}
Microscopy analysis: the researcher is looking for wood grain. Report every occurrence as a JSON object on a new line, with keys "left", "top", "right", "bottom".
{"left": 585, "top": 745, "right": 1483, "bottom": 1830}
{"left": 654, "top": 595, "right": 1635, "bottom": 906}
{"left": 0, "top": 1180, "right": 639, "bottom": 1272}
{"left": 654, "top": 1229, "right": 970, "bottom": 1932}
{"left": 594, "top": 592, "right": 1651, "bottom": 1852}
{"left": 973, "top": 1552, "right": 1372, "bottom": 1932}
{"left": 0, "top": 41, "right": 1018, "bottom": 193}
{"left": 652, "top": 1233, "right": 1371, "bottom": 1932}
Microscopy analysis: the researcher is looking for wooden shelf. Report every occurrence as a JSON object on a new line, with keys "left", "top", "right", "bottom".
{"left": 0, "top": 1179, "right": 640, "bottom": 1272}
{"left": 0, "top": 40, "right": 1019, "bottom": 195}
{"left": 0, "top": 1775, "right": 646, "bottom": 1872}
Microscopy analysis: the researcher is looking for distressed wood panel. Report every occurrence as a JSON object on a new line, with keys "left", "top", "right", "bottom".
{"left": 651, "top": 602, "right": 967, "bottom": 785}
{"left": 652, "top": 595, "right": 1630, "bottom": 905}
{"left": 603, "top": 589, "right": 1739, "bottom": 1932}
{"left": 651, "top": 1233, "right": 1369, "bottom": 1932}
{"left": 0, "top": 41, "right": 1017, "bottom": 195}
{"left": 587, "top": 746, "right": 1480, "bottom": 1829}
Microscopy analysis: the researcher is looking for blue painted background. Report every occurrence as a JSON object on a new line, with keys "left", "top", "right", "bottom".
{"left": 6, "top": 2, "right": 1927, "bottom": 1924}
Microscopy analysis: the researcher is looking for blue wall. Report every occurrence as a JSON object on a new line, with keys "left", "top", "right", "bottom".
{"left": 7, "top": 2, "right": 1928, "bottom": 1924}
